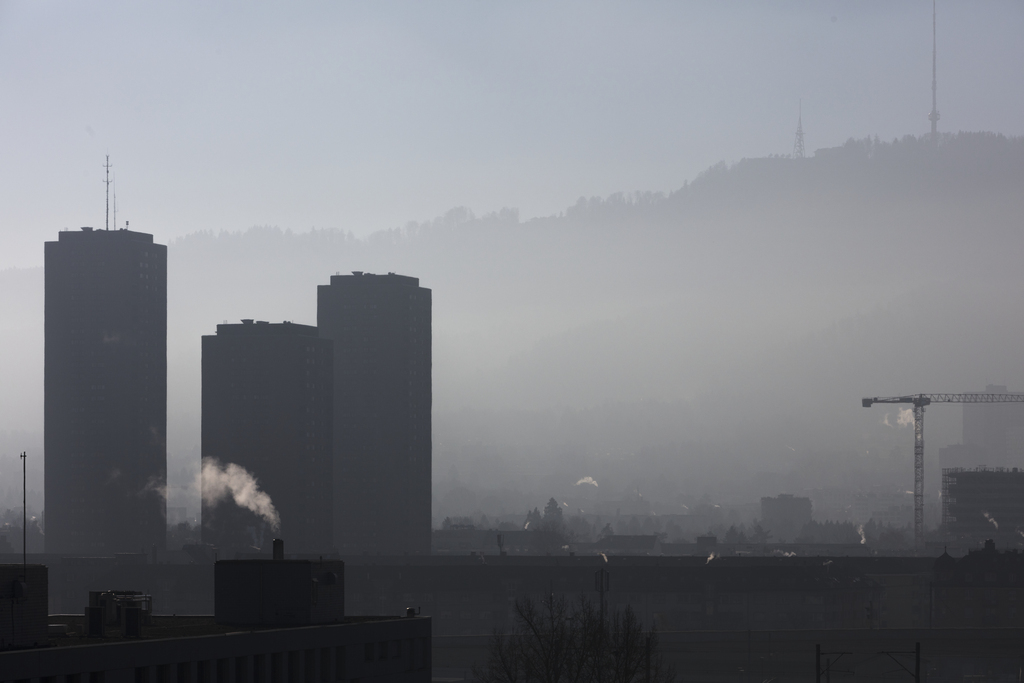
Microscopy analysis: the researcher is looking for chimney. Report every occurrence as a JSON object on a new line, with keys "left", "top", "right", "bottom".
{"left": 273, "top": 538, "right": 284, "bottom": 560}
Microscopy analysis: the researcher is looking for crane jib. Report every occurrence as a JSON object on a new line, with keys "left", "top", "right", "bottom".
{"left": 862, "top": 393, "right": 1024, "bottom": 408}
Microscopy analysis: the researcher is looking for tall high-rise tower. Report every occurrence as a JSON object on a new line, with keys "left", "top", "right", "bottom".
{"left": 201, "top": 320, "right": 334, "bottom": 554}
{"left": 45, "top": 227, "right": 167, "bottom": 554}
{"left": 928, "top": 0, "right": 940, "bottom": 143}
{"left": 318, "top": 272, "right": 431, "bottom": 555}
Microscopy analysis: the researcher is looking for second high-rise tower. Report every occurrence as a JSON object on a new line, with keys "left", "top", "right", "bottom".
{"left": 318, "top": 272, "right": 431, "bottom": 555}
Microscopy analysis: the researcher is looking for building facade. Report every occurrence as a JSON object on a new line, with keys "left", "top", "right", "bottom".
{"left": 318, "top": 273, "right": 431, "bottom": 555}
{"left": 941, "top": 466, "right": 1024, "bottom": 544}
{"left": 201, "top": 321, "right": 333, "bottom": 554}
{"left": 1, "top": 557, "right": 429, "bottom": 683}
{"left": 45, "top": 228, "right": 167, "bottom": 554}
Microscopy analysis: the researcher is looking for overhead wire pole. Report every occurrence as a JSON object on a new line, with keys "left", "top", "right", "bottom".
{"left": 21, "top": 451, "right": 27, "bottom": 575}
{"left": 862, "top": 393, "right": 1024, "bottom": 550}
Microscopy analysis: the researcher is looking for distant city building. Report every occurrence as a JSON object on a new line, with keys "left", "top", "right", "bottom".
{"left": 850, "top": 491, "right": 914, "bottom": 527}
{"left": 941, "top": 467, "right": 1024, "bottom": 543}
{"left": 940, "top": 385, "right": 1024, "bottom": 470}
{"left": 318, "top": 273, "right": 431, "bottom": 555}
{"left": 760, "top": 494, "right": 812, "bottom": 542}
{"left": 201, "top": 321, "right": 333, "bottom": 554}
{"left": 44, "top": 228, "right": 167, "bottom": 554}
{"left": 963, "top": 385, "right": 1024, "bottom": 468}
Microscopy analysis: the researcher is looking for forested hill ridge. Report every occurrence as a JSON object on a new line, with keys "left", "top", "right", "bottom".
{"left": 168, "top": 130, "right": 1024, "bottom": 409}
{"left": 2, "top": 131, "right": 1024, "bottom": 516}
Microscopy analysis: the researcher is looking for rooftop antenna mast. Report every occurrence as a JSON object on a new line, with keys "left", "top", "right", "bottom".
{"left": 103, "top": 155, "right": 113, "bottom": 230}
{"left": 928, "top": 0, "right": 940, "bottom": 143}
{"left": 793, "top": 99, "right": 805, "bottom": 159}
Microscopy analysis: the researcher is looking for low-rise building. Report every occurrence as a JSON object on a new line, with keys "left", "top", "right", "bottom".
{"left": 932, "top": 539, "right": 1024, "bottom": 628}
{"left": 0, "top": 546, "right": 430, "bottom": 683}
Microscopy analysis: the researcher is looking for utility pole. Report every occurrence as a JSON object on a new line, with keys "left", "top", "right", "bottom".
{"left": 596, "top": 565, "right": 609, "bottom": 626}
{"left": 596, "top": 564, "right": 610, "bottom": 683}
{"left": 21, "top": 451, "right": 27, "bottom": 575}
{"left": 645, "top": 635, "right": 651, "bottom": 683}
{"left": 104, "top": 156, "right": 113, "bottom": 230}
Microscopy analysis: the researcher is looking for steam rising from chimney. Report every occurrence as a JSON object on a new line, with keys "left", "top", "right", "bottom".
{"left": 201, "top": 458, "right": 281, "bottom": 531}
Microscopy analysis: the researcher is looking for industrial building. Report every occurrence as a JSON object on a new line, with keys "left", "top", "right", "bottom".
{"left": 318, "top": 272, "right": 432, "bottom": 555}
{"left": 0, "top": 547, "right": 430, "bottom": 683}
{"left": 201, "top": 321, "right": 333, "bottom": 554}
{"left": 941, "top": 466, "right": 1024, "bottom": 543}
{"left": 44, "top": 227, "right": 167, "bottom": 554}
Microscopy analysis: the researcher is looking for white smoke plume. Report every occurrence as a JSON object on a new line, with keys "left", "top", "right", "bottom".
{"left": 141, "top": 474, "right": 167, "bottom": 501}
{"left": 897, "top": 408, "right": 914, "bottom": 427}
{"left": 857, "top": 524, "right": 867, "bottom": 545}
{"left": 201, "top": 458, "right": 280, "bottom": 531}
{"left": 575, "top": 476, "right": 598, "bottom": 487}
{"left": 882, "top": 413, "right": 892, "bottom": 427}
{"left": 983, "top": 511, "right": 999, "bottom": 529}
{"left": 706, "top": 552, "right": 717, "bottom": 564}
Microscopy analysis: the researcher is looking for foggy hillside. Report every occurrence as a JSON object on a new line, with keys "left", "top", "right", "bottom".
{"left": 3, "top": 132, "right": 1023, "bottom": 524}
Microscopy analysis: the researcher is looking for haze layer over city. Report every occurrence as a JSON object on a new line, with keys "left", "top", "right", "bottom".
{"left": 2, "top": 1, "right": 1023, "bottom": 543}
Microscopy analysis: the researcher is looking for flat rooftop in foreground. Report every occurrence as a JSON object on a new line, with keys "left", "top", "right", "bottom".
{"left": 44, "top": 614, "right": 407, "bottom": 648}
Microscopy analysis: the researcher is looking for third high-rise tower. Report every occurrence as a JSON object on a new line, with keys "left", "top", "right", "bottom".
{"left": 318, "top": 272, "right": 431, "bottom": 555}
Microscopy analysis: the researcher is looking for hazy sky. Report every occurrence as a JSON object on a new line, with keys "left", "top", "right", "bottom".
{"left": 1, "top": 1, "right": 1022, "bottom": 269}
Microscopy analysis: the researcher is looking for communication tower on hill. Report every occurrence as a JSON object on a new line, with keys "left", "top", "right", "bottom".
{"left": 928, "top": 0, "right": 940, "bottom": 143}
{"left": 793, "top": 100, "right": 805, "bottom": 159}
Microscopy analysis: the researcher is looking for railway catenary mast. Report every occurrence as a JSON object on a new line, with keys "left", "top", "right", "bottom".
{"left": 862, "top": 393, "right": 1024, "bottom": 550}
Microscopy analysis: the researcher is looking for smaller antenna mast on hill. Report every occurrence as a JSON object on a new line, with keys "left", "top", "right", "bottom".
{"left": 928, "top": 0, "right": 940, "bottom": 143}
{"left": 103, "top": 155, "right": 113, "bottom": 230}
{"left": 112, "top": 174, "right": 117, "bottom": 231}
{"left": 793, "top": 100, "right": 805, "bottom": 159}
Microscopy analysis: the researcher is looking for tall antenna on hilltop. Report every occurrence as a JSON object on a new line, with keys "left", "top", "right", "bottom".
{"left": 928, "top": 0, "right": 940, "bottom": 144}
{"left": 104, "top": 155, "right": 113, "bottom": 230}
{"left": 793, "top": 100, "right": 805, "bottom": 159}
{"left": 113, "top": 174, "right": 117, "bottom": 231}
